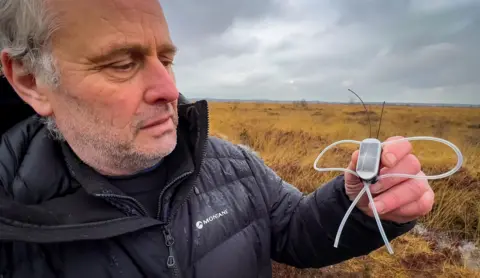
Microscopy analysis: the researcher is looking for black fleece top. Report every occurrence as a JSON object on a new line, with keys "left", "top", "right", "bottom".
{"left": 105, "top": 161, "right": 168, "bottom": 218}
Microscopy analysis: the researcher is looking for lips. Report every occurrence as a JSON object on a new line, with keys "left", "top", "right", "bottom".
{"left": 141, "top": 115, "right": 171, "bottom": 129}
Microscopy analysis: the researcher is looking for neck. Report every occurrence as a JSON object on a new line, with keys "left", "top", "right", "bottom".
{"left": 64, "top": 142, "right": 163, "bottom": 176}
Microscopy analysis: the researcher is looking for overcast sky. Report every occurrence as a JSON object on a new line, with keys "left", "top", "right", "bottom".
{"left": 161, "top": 0, "right": 480, "bottom": 105}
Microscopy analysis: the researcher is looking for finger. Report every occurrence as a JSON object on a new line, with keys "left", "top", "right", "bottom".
{"left": 369, "top": 173, "right": 430, "bottom": 215}
{"left": 345, "top": 150, "right": 365, "bottom": 200}
{"left": 345, "top": 150, "right": 361, "bottom": 185}
{"left": 370, "top": 154, "right": 422, "bottom": 194}
{"left": 386, "top": 189, "right": 434, "bottom": 219}
{"left": 381, "top": 136, "right": 413, "bottom": 168}
{"left": 373, "top": 212, "right": 420, "bottom": 224}
{"left": 348, "top": 150, "right": 359, "bottom": 171}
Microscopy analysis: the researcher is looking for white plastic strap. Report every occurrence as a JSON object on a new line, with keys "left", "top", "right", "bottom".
{"left": 313, "top": 136, "right": 464, "bottom": 254}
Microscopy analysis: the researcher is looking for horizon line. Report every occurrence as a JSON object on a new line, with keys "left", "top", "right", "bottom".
{"left": 187, "top": 97, "right": 480, "bottom": 107}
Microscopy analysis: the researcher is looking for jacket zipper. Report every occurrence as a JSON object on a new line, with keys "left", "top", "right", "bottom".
{"left": 95, "top": 193, "right": 149, "bottom": 217}
{"left": 160, "top": 125, "right": 209, "bottom": 277}
{"left": 156, "top": 171, "right": 194, "bottom": 278}
{"left": 163, "top": 227, "right": 181, "bottom": 277}
{"left": 156, "top": 171, "right": 193, "bottom": 220}
{"left": 159, "top": 103, "right": 210, "bottom": 278}
{"left": 156, "top": 171, "right": 193, "bottom": 278}
{"left": 165, "top": 105, "right": 209, "bottom": 225}
{"left": 159, "top": 175, "right": 203, "bottom": 278}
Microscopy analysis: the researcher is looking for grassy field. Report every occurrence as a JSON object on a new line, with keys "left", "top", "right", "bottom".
{"left": 207, "top": 101, "right": 480, "bottom": 277}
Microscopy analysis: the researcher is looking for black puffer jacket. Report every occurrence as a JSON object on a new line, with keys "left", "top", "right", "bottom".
{"left": 0, "top": 98, "right": 415, "bottom": 277}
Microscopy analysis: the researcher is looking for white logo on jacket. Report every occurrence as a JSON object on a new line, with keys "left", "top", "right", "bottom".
{"left": 196, "top": 209, "right": 228, "bottom": 229}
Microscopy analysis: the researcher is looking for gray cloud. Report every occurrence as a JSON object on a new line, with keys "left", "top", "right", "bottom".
{"left": 162, "top": 0, "right": 480, "bottom": 104}
{"left": 161, "top": 0, "right": 276, "bottom": 43}
{"left": 369, "top": 42, "right": 479, "bottom": 89}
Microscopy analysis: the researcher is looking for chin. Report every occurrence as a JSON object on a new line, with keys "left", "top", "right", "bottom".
{"left": 142, "top": 130, "right": 178, "bottom": 157}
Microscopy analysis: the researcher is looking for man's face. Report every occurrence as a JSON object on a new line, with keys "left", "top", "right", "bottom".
{"left": 42, "top": 0, "right": 180, "bottom": 173}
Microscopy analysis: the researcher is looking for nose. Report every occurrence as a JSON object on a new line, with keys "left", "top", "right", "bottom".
{"left": 143, "top": 58, "right": 179, "bottom": 104}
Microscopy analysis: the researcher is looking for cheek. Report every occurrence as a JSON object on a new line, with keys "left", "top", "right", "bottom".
{"left": 98, "top": 85, "right": 144, "bottom": 129}
{"left": 64, "top": 75, "right": 144, "bottom": 129}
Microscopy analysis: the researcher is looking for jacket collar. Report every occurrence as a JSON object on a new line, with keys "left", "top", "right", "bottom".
{"left": 59, "top": 121, "right": 196, "bottom": 198}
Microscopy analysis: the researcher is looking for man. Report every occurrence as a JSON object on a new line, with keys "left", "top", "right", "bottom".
{"left": 0, "top": 0, "right": 433, "bottom": 277}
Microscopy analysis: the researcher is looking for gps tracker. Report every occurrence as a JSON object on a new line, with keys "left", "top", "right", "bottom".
{"left": 356, "top": 138, "right": 382, "bottom": 182}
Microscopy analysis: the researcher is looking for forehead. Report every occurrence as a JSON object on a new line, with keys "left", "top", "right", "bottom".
{"left": 50, "top": 0, "right": 172, "bottom": 59}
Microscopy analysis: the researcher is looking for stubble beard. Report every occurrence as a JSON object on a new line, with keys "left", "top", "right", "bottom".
{"left": 42, "top": 101, "right": 179, "bottom": 176}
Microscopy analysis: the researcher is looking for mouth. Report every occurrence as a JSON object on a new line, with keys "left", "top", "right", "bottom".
{"left": 140, "top": 115, "right": 172, "bottom": 130}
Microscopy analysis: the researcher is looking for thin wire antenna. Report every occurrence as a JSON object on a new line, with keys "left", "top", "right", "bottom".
{"left": 348, "top": 89, "right": 372, "bottom": 138}
{"left": 376, "top": 101, "right": 386, "bottom": 139}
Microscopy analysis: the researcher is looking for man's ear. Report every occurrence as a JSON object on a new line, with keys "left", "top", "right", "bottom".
{"left": 1, "top": 51, "right": 53, "bottom": 116}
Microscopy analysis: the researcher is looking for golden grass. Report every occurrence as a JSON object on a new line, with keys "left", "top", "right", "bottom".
{"left": 207, "top": 101, "right": 480, "bottom": 277}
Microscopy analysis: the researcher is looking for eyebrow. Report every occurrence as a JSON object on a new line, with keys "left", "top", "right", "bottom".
{"left": 88, "top": 42, "right": 178, "bottom": 64}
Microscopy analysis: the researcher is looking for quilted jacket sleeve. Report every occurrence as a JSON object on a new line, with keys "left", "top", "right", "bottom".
{"left": 0, "top": 243, "right": 12, "bottom": 277}
{"left": 240, "top": 147, "right": 416, "bottom": 268}
{"left": 0, "top": 183, "right": 13, "bottom": 277}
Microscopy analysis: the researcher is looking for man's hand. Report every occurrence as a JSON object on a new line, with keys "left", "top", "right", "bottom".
{"left": 344, "top": 136, "right": 435, "bottom": 224}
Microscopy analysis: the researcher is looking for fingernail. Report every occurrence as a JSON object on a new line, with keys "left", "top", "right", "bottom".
{"left": 370, "top": 182, "right": 382, "bottom": 193}
{"left": 385, "top": 153, "right": 397, "bottom": 165}
{"left": 373, "top": 201, "right": 385, "bottom": 214}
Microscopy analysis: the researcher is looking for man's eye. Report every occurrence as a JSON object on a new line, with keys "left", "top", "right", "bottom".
{"left": 161, "top": 60, "right": 174, "bottom": 67}
{"left": 110, "top": 62, "right": 137, "bottom": 71}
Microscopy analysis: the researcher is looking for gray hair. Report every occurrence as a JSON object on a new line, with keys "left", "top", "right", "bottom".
{"left": 0, "top": 0, "right": 60, "bottom": 87}
{"left": 1, "top": 0, "right": 65, "bottom": 140}
{"left": 39, "top": 116, "right": 65, "bottom": 141}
